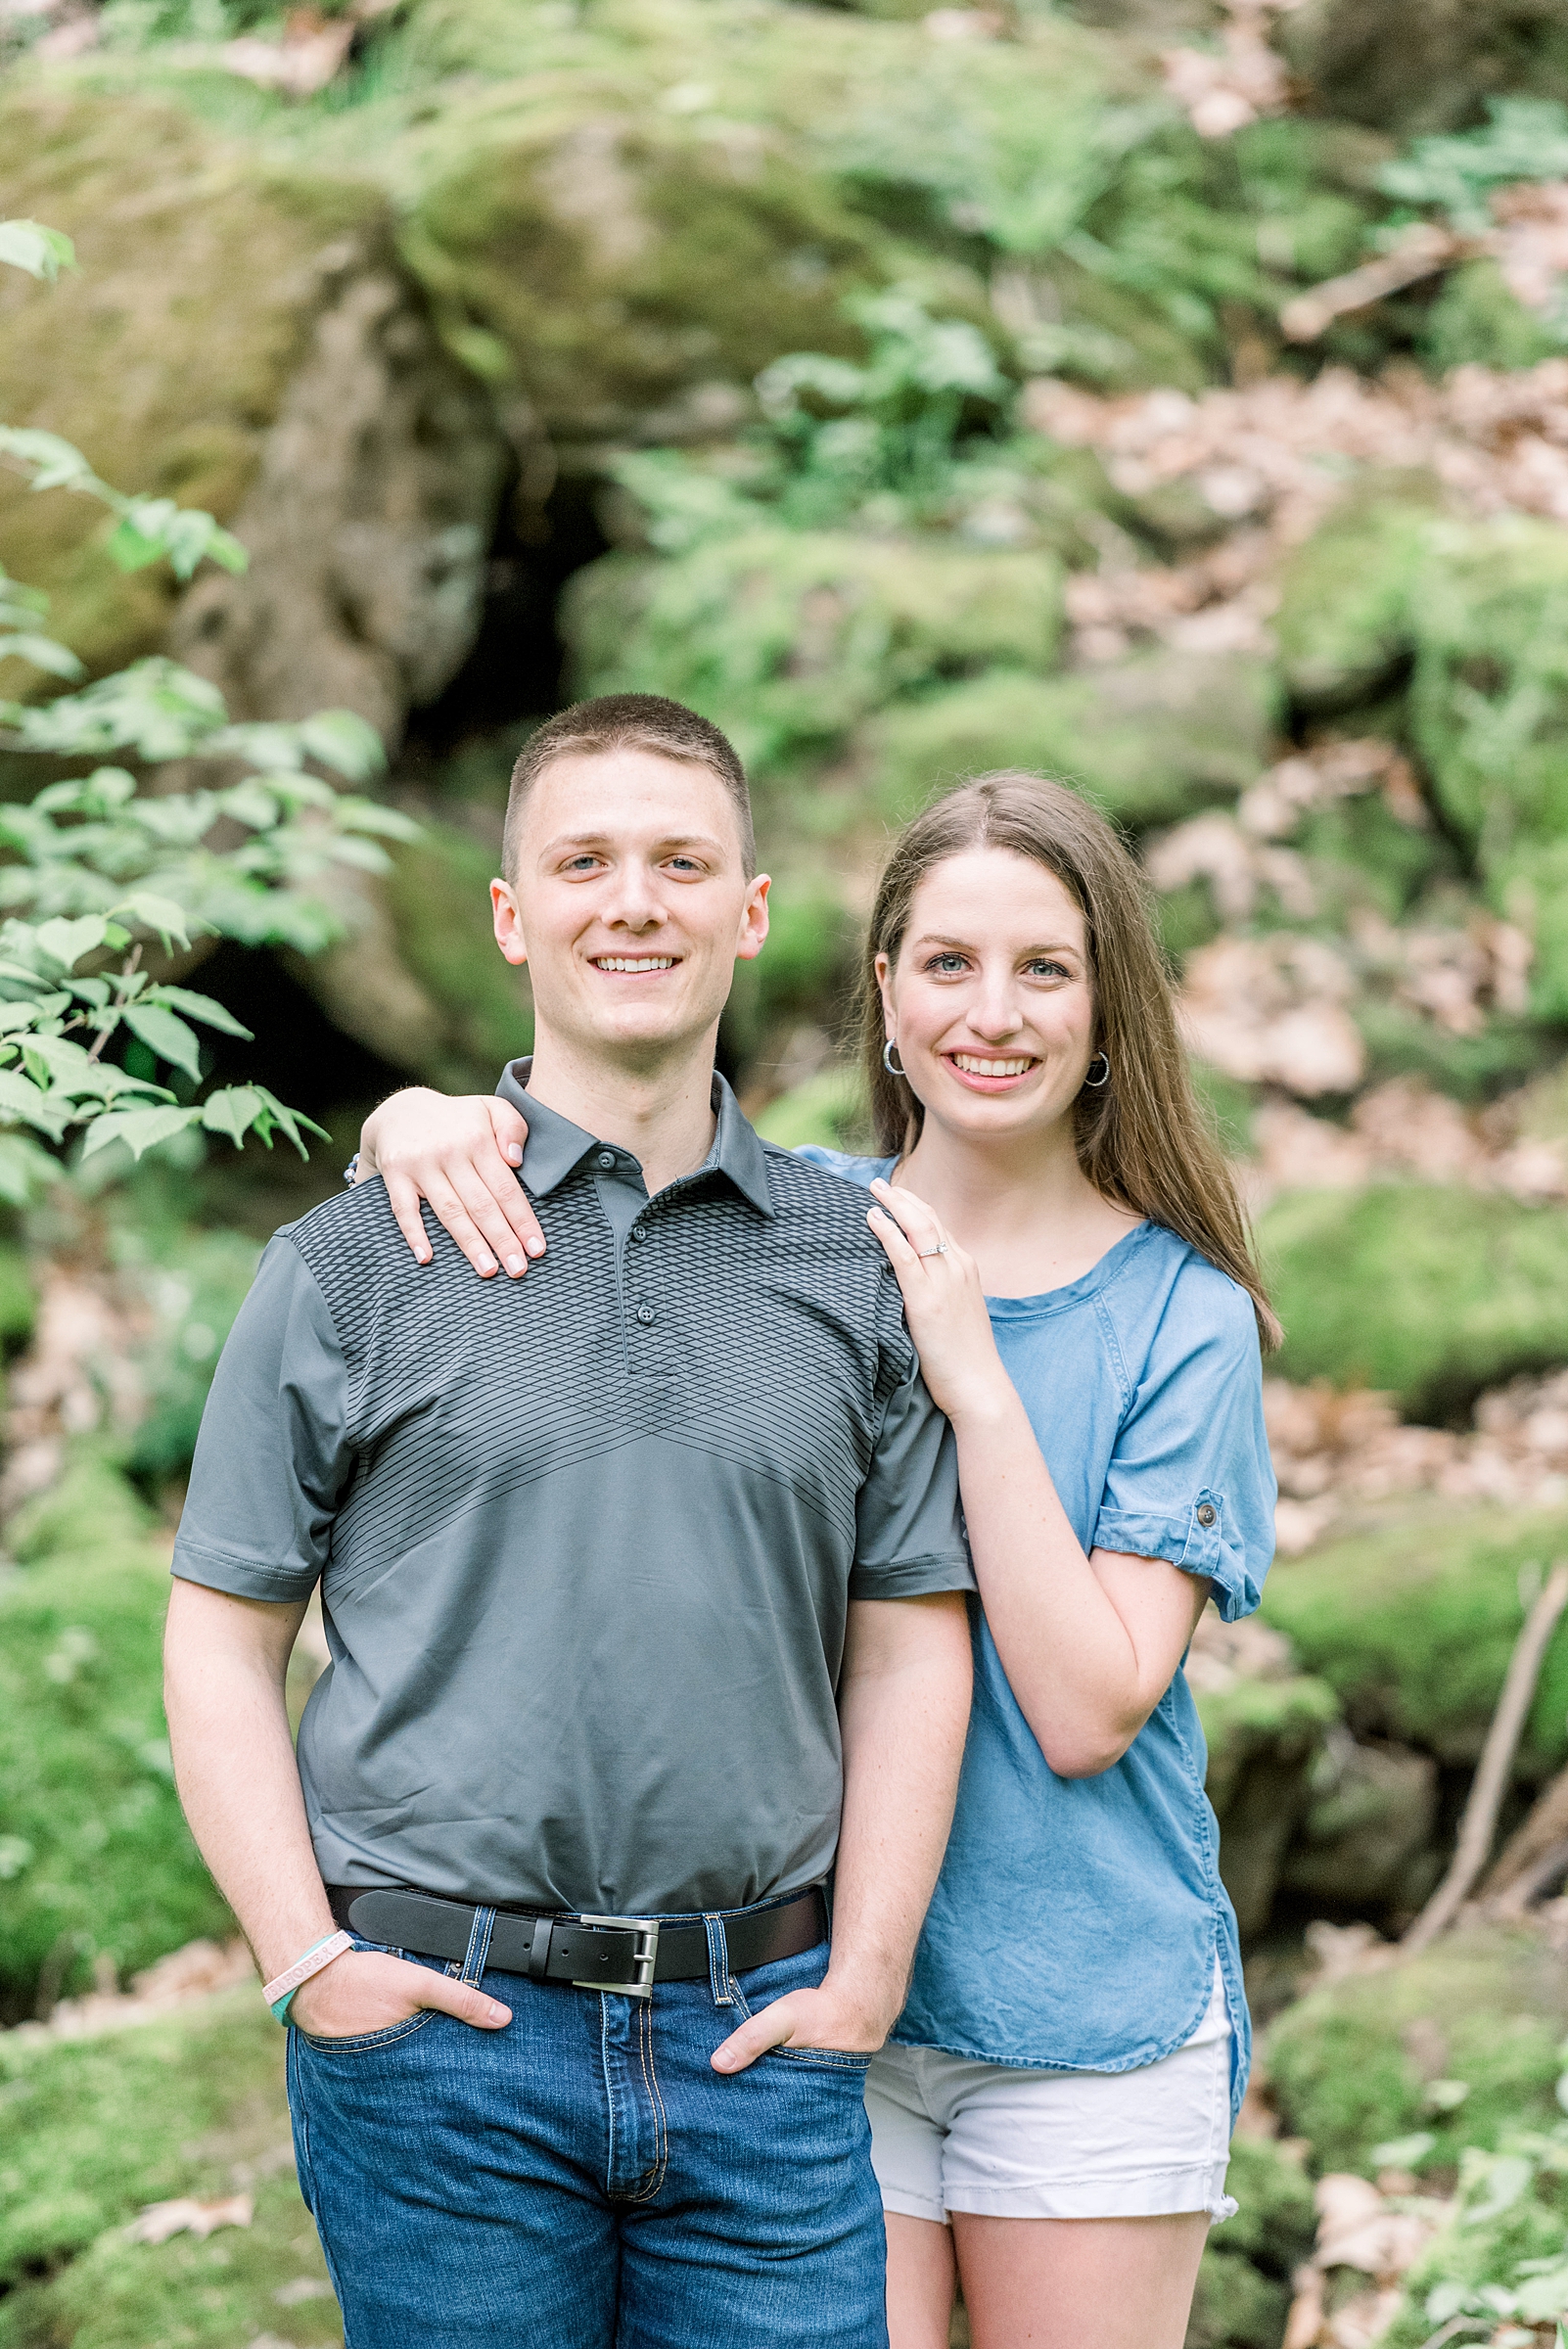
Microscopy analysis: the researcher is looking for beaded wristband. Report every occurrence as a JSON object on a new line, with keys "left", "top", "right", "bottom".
{"left": 263, "top": 1929, "right": 353, "bottom": 2025}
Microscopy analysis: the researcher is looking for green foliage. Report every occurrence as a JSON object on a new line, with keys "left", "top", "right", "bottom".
{"left": 117, "top": 1224, "right": 263, "bottom": 1491}
{"left": 0, "top": 1994, "right": 340, "bottom": 2349}
{"left": 754, "top": 1067, "right": 866, "bottom": 1153}
{"left": 1263, "top": 1185, "right": 1568, "bottom": 1421}
{"left": 1260, "top": 1501, "right": 1568, "bottom": 1769}
{"left": 1266, "top": 1923, "right": 1568, "bottom": 2178}
{"left": 0, "top": 1451, "right": 233, "bottom": 2014}
{"left": 861, "top": 651, "right": 1277, "bottom": 829}
{"left": 1381, "top": 97, "right": 1568, "bottom": 236}
{"left": 565, "top": 529, "right": 1062, "bottom": 777}
{"left": 754, "top": 287, "right": 1009, "bottom": 519}
{"left": 383, "top": 823, "right": 532, "bottom": 1089}
{"left": 1419, "top": 256, "right": 1565, "bottom": 371}
{"left": 0, "top": 219, "right": 74, "bottom": 282}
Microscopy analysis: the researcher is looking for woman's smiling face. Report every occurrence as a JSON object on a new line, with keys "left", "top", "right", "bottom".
{"left": 877, "top": 847, "right": 1097, "bottom": 1144}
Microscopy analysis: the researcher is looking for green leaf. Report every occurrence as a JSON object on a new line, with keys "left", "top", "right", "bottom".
{"left": 32, "top": 915, "right": 110, "bottom": 972}
{"left": 112, "top": 893, "right": 195, "bottom": 953}
{"left": 200, "top": 1086, "right": 263, "bottom": 1147}
{"left": 1370, "top": 2133, "right": 1437, "bottom": 2169}
{"left": 0, "top": 426, "right": 101, "bottom": 495}
{"left": 108, "top": 501, "right": 248, "bottom": 581}
{"left": 297, "top": 709, "right": 386, "bottom": 783}
{"left": 0, "top": 632, "right": 83, "bottom": 680}
{"left": 0, "top": 1069, "right": 72, "bottom": 1137}
{"left": 144, "top": 986, "right": 253, "bottom": 1039}
{"left": 335, "top": 800, "right": 423, "bottom": 843}
{"left": 121, "top": 1002, "right": 203, "bottom": 1081}
{"left": 251, "top": 1084, "right": 329, "bottom": 1160}
{"left": 0, "top": 219, "right": 76, "bottom": 282}
{"left": 79, "top": 1105, "right": 201, "bottom": 1161}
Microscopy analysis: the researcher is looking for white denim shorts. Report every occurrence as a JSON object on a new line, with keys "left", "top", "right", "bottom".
{"left": 864, "top": 1964, "right": 1237, "bottom": 2226}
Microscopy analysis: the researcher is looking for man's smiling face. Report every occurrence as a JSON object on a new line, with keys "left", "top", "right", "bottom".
{"left": 490, "top": 747, "right": 770, "bottom": 1069}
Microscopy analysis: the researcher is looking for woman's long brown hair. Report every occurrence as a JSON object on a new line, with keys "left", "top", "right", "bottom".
{"left": 855, "top": 772, "right": 1281, "bottom": 1349}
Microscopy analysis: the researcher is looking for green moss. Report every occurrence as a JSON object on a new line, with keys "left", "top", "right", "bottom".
{"left": 1418, "top": 257, "right": 1566, "bottom": 372}
{"left": 0, "top": 1451, "right": 231, "bottom": 2015}
{"left": 1274, "top": 486, "right": 1436, "bottom": 710}
{"left": 1379, "top": 2173, "right": 1568, "bottom": 2349}
{"left": 1187, "top": 2138, "right": 1316, "bottom": 2348}
{"left": 859, "top": 651, "right": 1278, "bottom": 830}
{"left": 1403, "top": 510, "right": 1568, "bottom": 1014}
{"left": 1263, "top": 1184, "right": 1568, "bottom": 1420}
{"left": 383, "top": 824, "right": 532, "bottom": 1088}
{"left": 1266, "top": 1924, "right": 1568, "bottom": 2176}
{"left": 408, "top": 111, "right": 887, "bottom": 439}
{"left": 0, "top": 1993, "right": 341, "bottom": 2348}
{"left": 0, "top": 86, "right": 390, "bottom": 682}
{"left": 1259, "top": 1501, "right": 1568, "bottom": 1769}
{"left": 565, "top": 530, "right": 1063, "bottom": 776}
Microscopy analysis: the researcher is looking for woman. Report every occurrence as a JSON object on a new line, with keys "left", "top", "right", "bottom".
{"left": 354, "top": 773, "right": 1278, "bottom": 2349}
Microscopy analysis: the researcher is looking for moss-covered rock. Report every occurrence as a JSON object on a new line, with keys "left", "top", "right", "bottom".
{"left": 0, "top": 1992, "right": 339, "bottom": 2346}
{"left": 407, "top": 112, "right": 889, "bottom": 443}
{"left": 1278, "top": 1732, "right": 1442, "bottom": 1915}
{"left": 1263, "top": 1183, "right": 1568, "bottom": 1420}
{"left": 1196, "top": 1665, "right": 1342, "bottom": 1938}
{"left": 0, "top": 86, "right": 391, "bottom": 684}
{"left": 565, "top": 529, "right": 1063, "bottom": 774}
{"left": 1266, "top": 1922, "right": 1568, "bottom": 2174}
{"left": 1273, "top": 485, "right": 1435, "bottom": 711}
{"left": 859, "top": 650, "right": 1278, "bottom": 828}
{"left": 0, "top": 1451, "right": 231, "bottom": 2016}
{"left": 1260, "top": 1501, "right": 1568, "bottom": 1770}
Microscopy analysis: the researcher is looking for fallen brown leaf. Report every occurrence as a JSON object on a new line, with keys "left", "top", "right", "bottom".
{"left": 127, "top": 2192, "right": 254, "bottom": 2245}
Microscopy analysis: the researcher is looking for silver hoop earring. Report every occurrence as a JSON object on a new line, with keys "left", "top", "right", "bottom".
{"left": 882, "top": 1039, "right": 906, "bottom": 1078}
{"left": 1084, "top": 1051, "right": 1111, "bottom": 1088}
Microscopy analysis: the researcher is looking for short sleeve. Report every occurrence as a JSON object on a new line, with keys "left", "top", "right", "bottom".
{"left": 171, "top": 1234, "right": 353, "bottom": 1604}
{"left": 1091, "top": 1266, "right": 1275, "bottom": 1623}
{"left": 852, "top": 1354, "right": 975, "bottom": 1601}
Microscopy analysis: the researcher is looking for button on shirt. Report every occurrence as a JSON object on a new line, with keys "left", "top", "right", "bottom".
{"left": 801, "top": 1150, "right": 1276, "bottom": 2119}
{"left": 172, "top": 1074, "right": 973, "bottom": 1919}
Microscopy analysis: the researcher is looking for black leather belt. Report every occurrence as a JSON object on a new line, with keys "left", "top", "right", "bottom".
{"left": 327, "top": 1882, "right": 826, "bottom": 2002}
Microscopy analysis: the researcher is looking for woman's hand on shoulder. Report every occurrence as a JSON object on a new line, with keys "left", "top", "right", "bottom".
{"left": 357, "top": 1088, "right": 542, "bottom": 1278}
{"left": 865, "top": 1176, "right": 1012, "bottom": 1425}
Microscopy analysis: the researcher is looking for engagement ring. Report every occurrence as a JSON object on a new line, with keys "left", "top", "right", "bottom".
{"left": 917, "top": 1244, "right": 949, "bottom": 1258}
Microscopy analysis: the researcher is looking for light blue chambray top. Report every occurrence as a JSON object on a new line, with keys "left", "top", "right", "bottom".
{"left": 799, "top": 1149, "right": 1276, "bottom": 2118}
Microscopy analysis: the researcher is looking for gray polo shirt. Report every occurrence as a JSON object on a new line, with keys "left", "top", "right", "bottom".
{"left": 172, "top": 1067, "right": 972, "bottom": 1917}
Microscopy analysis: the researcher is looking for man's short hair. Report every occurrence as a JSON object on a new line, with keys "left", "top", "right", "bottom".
{"left": 502, "top": 695, "right": 757, "bottom": 880}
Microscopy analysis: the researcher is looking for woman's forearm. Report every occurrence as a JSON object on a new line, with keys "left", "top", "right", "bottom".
{"left": 947, "top": 1383, "right": 1178, "bottom": 1776}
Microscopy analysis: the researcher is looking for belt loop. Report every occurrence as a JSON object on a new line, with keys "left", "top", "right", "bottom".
{"left": 703, "top": 1913, "right": 732, "bottom": 2007}
{"left": 461, "top": 1905, "right": 496, "bottom": 1986}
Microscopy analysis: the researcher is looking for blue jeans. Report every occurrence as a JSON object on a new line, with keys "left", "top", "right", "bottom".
{"left": 286, "top": 1911, "right": 888, "bottom": 2349}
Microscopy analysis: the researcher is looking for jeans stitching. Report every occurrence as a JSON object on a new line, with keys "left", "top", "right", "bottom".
{"left": 623, "top": 2000, "right": 669, "bottom": 2202}
{"left": 297, "top": 2008, "right": 438, "bottom": 2053}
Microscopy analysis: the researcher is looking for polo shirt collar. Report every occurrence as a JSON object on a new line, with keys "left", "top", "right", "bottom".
{"left": 495, "top": 1059, "right": 773, "bottom": 1217}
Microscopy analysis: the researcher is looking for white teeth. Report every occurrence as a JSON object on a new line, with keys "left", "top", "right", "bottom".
{"left": 594, "top": 956, "right": 675, "bottom": 973}
{"left": 952, "top": 1054, "right": 1033, "bottom": 1077}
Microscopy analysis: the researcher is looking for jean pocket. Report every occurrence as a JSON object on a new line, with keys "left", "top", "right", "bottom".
{"left": 767, "top": 2045, "right": 875, "bottom": 2074}
{"left": 294, "top": 1939, "right": 456, "bottom": 2051}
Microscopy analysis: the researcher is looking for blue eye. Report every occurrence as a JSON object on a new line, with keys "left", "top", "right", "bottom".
{"left": 927, "top": 953, "right": 967, "bottom": 975}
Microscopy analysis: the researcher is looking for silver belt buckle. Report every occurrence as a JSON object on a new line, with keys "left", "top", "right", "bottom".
{"left": 575, "top": 1913, "right": 660, "bottom": 2000}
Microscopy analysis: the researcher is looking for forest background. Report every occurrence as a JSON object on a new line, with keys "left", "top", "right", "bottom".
{"left": 9, "top": 0, "right": 1568, "bottom": 2343}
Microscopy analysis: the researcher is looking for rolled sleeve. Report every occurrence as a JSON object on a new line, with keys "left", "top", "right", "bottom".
{"left": 852, "top": 1352, "right": 974, "bottom": 1600}
{"left": 1090, "top": 1269, "right": 1275, "bottom": 1623}
{"left": 171, "top": 1234, "right": 353, "bottom": 1604}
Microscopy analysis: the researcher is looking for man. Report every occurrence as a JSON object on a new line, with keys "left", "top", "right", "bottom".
{"left": 163, "top": 693, "right": 974, "bottom": 2349}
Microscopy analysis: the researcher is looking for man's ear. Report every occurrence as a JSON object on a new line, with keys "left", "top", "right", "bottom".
{"left": 736, "top": 873, "right": 770, "bottom": 965}
{"left": 491, "top": 878, "right": 528, "bottom": 967}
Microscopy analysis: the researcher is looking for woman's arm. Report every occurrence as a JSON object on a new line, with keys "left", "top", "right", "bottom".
{"left": 357, "top": 1088, "right": 541, "bottom": 1277}
{"left": 866, "top": 1179, "right": 1209, "bottom": 1779}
